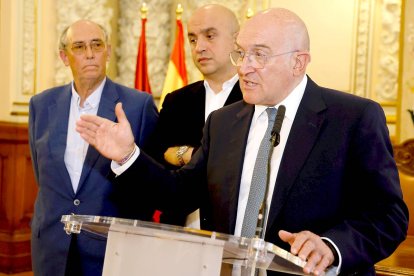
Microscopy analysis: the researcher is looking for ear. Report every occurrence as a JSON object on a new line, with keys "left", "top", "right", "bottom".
{"left": 106, "top": 44, "right": 112, "bottom": 61}
{"left": 292, "top": 52, "right": 310, "bottom": 76}
{"left": 59, "top": 50, "right": 70, "bottom": 66}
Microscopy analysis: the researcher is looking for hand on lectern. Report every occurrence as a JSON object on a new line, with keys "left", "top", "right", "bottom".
{"left": 278, "top": 230, "right": 335, "bottom": 275}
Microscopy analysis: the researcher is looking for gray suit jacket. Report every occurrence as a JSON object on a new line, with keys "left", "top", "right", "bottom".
{"left": 29, "top": 78, "right": 158, "bottom": 276}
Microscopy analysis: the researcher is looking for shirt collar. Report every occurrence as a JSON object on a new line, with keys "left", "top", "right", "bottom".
{"left": 203, "top": 74, "right": 239, "bottom": 93}
{"left": 253, "top": 75, "right": 308, "bottom": 123}
{"left": 71, "top": 77, "right": 107, "bottom": 109}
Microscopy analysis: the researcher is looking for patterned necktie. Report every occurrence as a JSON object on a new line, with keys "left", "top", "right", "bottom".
{"left": 241, "top": 107, "right": 277, "bottom": 238}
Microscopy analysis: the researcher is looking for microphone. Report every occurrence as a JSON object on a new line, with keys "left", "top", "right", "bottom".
{"left": 270, "top": 105, "right": 286, "bottom": 147}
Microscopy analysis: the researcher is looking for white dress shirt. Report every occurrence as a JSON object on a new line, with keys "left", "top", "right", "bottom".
{"left": 204, "top": 74, "right": 239, "bottom": 121}
{"left": 65, "top": 78, "right": 106, "bottom": 193}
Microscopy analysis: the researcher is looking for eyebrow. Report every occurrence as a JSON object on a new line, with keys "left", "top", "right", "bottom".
{"left": 235, "top": 42, "right": 272, "bottom": 51}
{"left": 188, "top": 27, "right": 218, "bottom": 37}
{"left": 72, "top": 38, "right": 104, "bottom": 44}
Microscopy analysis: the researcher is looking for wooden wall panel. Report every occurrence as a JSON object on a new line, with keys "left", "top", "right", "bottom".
{"left": 0, "top": 122, "right": 36, "bottom": 273}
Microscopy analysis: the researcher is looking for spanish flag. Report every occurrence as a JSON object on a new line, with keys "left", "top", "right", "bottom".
{"left": 134, "top": 14, "right": 151, "bottom": 93}
{"left": 158, "top": 18, "right": 188, "bottom": 108}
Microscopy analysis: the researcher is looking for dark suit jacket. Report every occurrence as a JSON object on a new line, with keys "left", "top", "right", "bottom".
{"left": 29, "top": 78, "right": 158, "bottom": 276}
{"left": 147, "top": 80, "right": 243, "bottom": 167}
{"left": 115, "top": 77, "right": 408, "bottom": 275}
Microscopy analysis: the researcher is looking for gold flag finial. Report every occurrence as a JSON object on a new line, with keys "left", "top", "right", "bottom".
{"left": 246, "top": 8, "right": 254, "bottom": 19}
{"left": 176, "top": 3, "right": 183, "bottom": 20}
{"left": 140, "top": 3, "right": 148, "bottom": 19}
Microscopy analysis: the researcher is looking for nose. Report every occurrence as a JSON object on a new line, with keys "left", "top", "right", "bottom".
{"left": 238, "top": 54, "right": 255, "bottom": 75}
{"left": 195, "top": 38, "right": 207, "bottom": 53}
{"left": 85, "top": 45, "right": 94, "bottom": 59}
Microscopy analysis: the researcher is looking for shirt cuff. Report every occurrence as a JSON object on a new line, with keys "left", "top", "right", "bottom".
{"left": 321, "top": 237, "right": 342, "bottom": 275}
{"left": 111, "top": 144, "right": 140, "bottom": 176}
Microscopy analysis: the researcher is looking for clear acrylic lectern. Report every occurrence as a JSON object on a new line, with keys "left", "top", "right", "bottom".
{"left": 61, "top": 214, "right": 307, "bottom": 276}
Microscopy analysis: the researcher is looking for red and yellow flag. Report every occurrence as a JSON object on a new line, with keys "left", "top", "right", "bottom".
{"left": 158, "top": 18, "right": 188, "bottom": 108}
{"left": 134, "top": 17, "right": 152, "bottom": 94}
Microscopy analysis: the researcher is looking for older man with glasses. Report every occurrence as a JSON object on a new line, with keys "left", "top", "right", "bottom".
{"left": 77, "top": 8, "right": 408, "bottom": 276}
{"left": 28, "top": 19, "right": 158, "bottom": 276}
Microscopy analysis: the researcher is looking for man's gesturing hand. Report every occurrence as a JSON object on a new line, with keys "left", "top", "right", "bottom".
{"left": 76, "top": 102, "right": 136, "bottom": 162}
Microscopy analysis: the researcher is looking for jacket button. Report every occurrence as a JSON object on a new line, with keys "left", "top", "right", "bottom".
{"left": 73, "top": 199, "right": 80, "bottom": 206}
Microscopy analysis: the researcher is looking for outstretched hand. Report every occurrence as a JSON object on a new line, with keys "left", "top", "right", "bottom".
{"left": 279, "top": 230, "right": 335, "bottom": 275}
{"left": 76, "top": 102, "right": 135, "bottom": 162}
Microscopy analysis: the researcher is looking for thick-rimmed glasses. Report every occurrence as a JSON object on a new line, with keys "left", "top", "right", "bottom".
{"left": 229, "top": 49, "right": 298, "bottom": 69}
{"left": 68, "top": 40, "right": 106, "bottom": 55}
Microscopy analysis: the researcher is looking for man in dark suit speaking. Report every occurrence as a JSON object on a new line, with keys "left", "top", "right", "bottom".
{"left": 77, "top": 8, "right": 408, "bottom": 275}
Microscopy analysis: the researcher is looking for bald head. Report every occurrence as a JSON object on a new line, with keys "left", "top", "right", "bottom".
{"left": 187, "top": 4, "right": 240, "bottom": 84}
{"left": 243, "top": 8, "right": 309, "bottom": 52}
{"left": 189, "top": 4, "right": 239, "bottom": 35}
{"left": 236, "top": 8, "right": 311, "bottom": 106}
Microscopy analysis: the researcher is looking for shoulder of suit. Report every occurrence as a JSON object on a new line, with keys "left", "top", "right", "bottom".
{"left": 166, "top": 81, "right": 205, "bottom": 98}
{"left": 31, "top": 83, "right": 71, "bottom": 103}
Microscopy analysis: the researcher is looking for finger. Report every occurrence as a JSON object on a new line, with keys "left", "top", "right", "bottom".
{"left": 290, "top": 234, "right": 308, "bottom": 255}
{"left": 297, "top": 239, "right": 316, "bottom": 261}
{"left": 77, "top": 116, "right": 105, "bottom": 134}
{"left": 115, "top": 102, "right": 128, "bottom": 125}
{"left": 278, "top": 230, "right": 294, "bottom": 243}
{"left": 313, "top": 252, "right": 334, "bottom": 275}
{"left": 303, "top": 251, "right": 321, "bottom": 274}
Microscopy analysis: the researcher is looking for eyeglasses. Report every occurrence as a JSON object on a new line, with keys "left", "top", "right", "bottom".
{"left": 68, "top": 40, "right": 106, "bottom": 55}
{"left": 229, "top": 49, "right": 298, "bottom": 69}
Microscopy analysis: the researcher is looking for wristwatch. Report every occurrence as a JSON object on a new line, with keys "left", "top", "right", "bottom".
{"left": 176, "top": 145, "right": 189, "bottom": 166}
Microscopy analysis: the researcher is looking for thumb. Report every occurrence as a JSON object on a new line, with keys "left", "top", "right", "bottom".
{"left": 279, "top": 230, "right": 294, "bottom": 243}
{"left": 115, "top": 102, "right": 127, "bottom": 124}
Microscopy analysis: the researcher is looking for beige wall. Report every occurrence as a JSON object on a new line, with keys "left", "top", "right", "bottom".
{"left": 0, "top": 0, "right": 412, "bottom": 142}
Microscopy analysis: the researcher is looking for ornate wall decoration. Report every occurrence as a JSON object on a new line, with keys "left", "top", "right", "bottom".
{"left": 375, "top": 0, "right": 401, "bottom": 101}
{"left": 353, "top": 0, "right": 372, "bottom": 98}
{"left": 54, "top": 0, "right": 113, "bottom": 86}
{"left": 22, "top": 0, "right": 36, "bottom": 96}
{"left": 117, "top": 0, "right": 170, "bottom": 97}
{"left": 406, "top": 22, "right": 414, "bottom": 94}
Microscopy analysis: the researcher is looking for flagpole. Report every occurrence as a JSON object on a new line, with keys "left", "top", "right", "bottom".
{"left": 141, "top": 2, "right": 148, "bottom": 19}
{"left": 134, "top": 2, "right": 152, "bottom": 93}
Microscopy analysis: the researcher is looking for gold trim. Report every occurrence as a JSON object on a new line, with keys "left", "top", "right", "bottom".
{"left": 33, "top": 0, "right": 38, "bottom": 95}
{"left": 386, "top": 115, "right": 397, "bottom": 124}
{"left": 10, "top": 111, "right": 29, "bottom": 116}
{"left": 13, "top": 102, "right": 29, "bottom": 106}
{"left": 381, "top": 101, "right": 398, "bottom": 107}
{"left": 395, "top": 0, "right": 406, "bottom": 143}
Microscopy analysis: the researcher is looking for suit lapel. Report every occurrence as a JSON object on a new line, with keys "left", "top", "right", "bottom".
{"left": 77, "top": 79, "right": 119, "bottom": 193}
{"left": 266, "top": 78, "right": 327, "bottom": 231}
{"left": 226, "top": 102, "right": 255, "bottom": 233}
{"left": 192, "top": 81, "right": 206, "bottom": 128}
{"left": 48, "top": 84, "right": 74, "bottom": 196}
{"left": 224, "top": 80, "right": 243, "bottom": 106}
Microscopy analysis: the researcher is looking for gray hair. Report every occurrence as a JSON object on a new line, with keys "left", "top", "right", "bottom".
{"left": 58, "top": 21, "right": 108, "bottom": 50}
